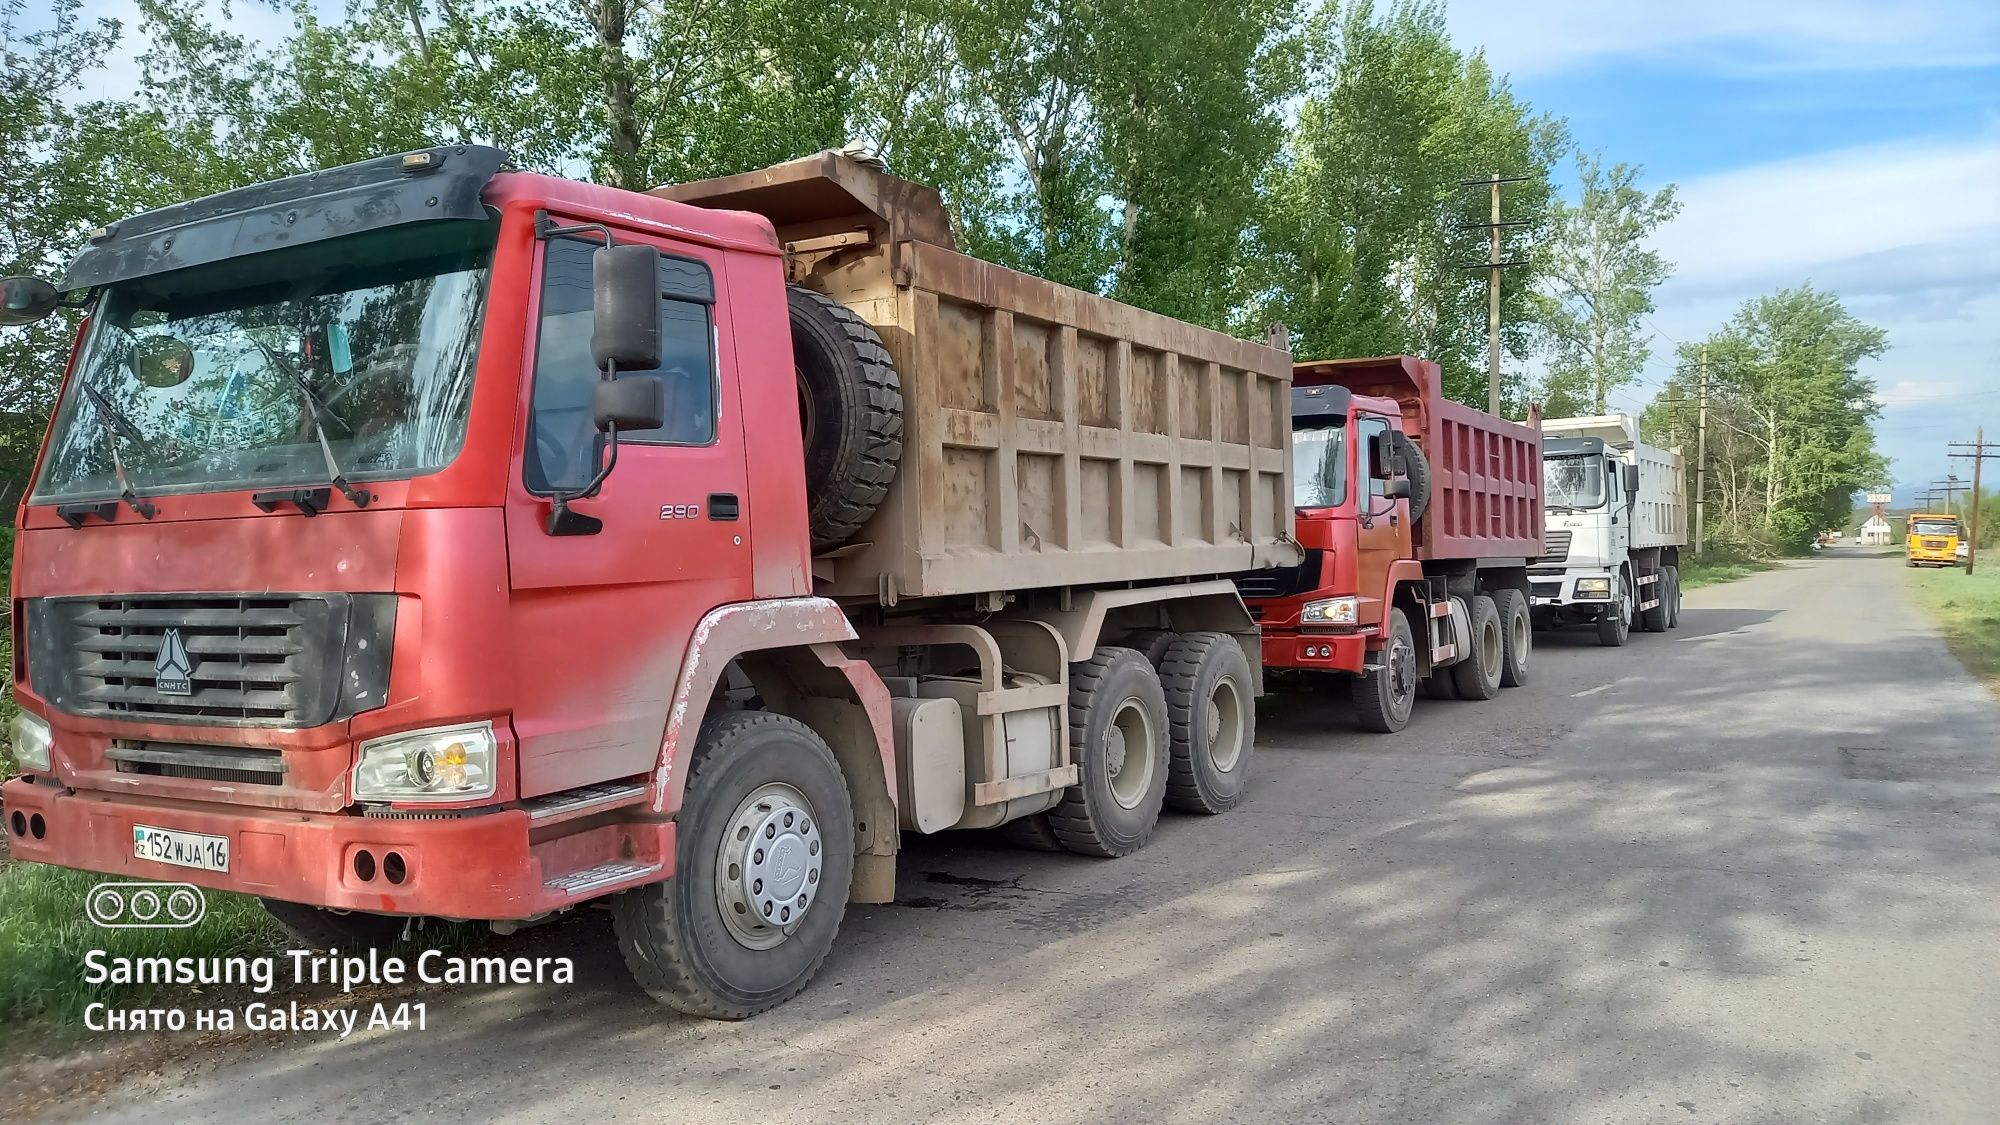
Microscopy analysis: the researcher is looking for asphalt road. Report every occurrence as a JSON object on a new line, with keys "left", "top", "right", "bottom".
{"left": 53, "top": 551, "right": 2000, "bottom": 1124}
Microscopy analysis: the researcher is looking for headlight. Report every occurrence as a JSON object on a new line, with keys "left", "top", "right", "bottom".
{"left": 353, "top": 721, "right": 497, "bottom": 802}
{"left": 1300, "top": 596, "right": 1358, "bottom": 625}
{"left": 1575, "top": 577, "right": 1611, "bottom": 597}
{"left": 9, "top": 710, "right": 51, "bottom": 772}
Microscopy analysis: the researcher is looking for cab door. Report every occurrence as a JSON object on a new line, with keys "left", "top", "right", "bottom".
{"left": 1353, "top": 412, "right": 1411, "bottom": 626}
{"left": 503, "top": 230, "right": 753, "bottom": 797}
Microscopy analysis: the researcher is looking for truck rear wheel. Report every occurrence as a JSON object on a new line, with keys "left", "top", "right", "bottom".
{"left": 790, "top": 286, "right": 904, "bottom": 551}
{"left": 1049, "top": 647, "right": 1170, "bottom": 856}
{"left": 1119, "top": 628, "right": 1178, "bottom": 667}
{"left": 1665, "top": 566, "right": 1682, "bottom": 628}
{"left": 1352, "top": 609, "right": 1417, "bottom": 733}
{"left": 261, "top": 900, "right": 413, "bottom": 949}
{"left": 1449, "top": 594, "right": 1503, "bottom": 700}
{"left": 1160, "top": 632, "right": 1255, "bottom": 815}
{"left": 612, "top": 711, "right": 853, "bottom": 1020}
{"left": 1638, "top": 568, "right": 1669, "bottom": 633}
{"left": 1493, "top": 587, "right": 1531, "bottom": 687}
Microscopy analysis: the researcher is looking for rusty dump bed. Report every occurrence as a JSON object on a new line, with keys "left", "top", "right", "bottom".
{"left": 1295, "top": 356, "right": 1543, "bottom": 562}
{"left": 657, "top": 152, "right": 1299, "bottom": 602}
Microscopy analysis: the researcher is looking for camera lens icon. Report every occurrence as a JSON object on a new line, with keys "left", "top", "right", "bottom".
{"left": 87, "top": 882, "right": 207, "bottom": 928}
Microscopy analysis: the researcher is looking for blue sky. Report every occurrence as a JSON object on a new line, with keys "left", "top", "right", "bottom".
{"left": 1445, "top": 0, "right": 2000, "bottom": 500}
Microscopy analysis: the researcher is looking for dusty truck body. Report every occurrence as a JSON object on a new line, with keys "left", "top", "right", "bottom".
{"left": 0, "top": 147, "right": 1294, "bottom": 1018}
{"left": 1531, "top": 414, "right": 1687, "bottom": 644}
{"left": 1237, "top": 356, "right": 1543, "bottom": 733}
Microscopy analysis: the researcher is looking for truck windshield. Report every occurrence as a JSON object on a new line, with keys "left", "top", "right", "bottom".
{"left": 1544, "top": 454, "right": 1606, "bottom": 511}
{"left": 30, "top": 219, "right": 496, "bottom": 506}
{"left": 1293, "top": 425, "right": 1347, "bottom": 508}
{"left": 1911, "top": 519, "right": 1959, "bottom": 537}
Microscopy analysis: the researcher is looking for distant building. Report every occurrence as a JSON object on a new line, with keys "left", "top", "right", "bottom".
{"left": 1859, "top": 515, "right": 1893, "bottom": 545}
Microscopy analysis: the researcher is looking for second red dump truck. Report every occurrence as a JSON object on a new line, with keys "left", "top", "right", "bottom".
{"left": 1238, "top": 356, "right": 1544, "bottom": 732}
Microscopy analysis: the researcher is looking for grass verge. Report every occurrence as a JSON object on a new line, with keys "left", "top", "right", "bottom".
{"left": 1678, "top": 555, "right": 1776, "bottom": 590}
{"left": 1905, "top": 562, "right": 2000, "bottom": 695}
{"left": 0, "top": 861, "right": 285, "bottom": 1048}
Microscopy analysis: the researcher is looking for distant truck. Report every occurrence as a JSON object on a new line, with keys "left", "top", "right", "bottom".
{"left": 0, "top": 148, "right": 1297, "bottom": 1019}
{"left": 1905, "top": 514, "right": 1962, "bottom": 567}
{"left": 1530, "top": 414, "right": 1687, "bottom": 645}
{"left": 1238, "top": 356, "right": 1543, "bottom": 733}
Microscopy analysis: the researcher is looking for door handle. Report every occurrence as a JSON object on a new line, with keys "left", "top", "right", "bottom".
{"left": 707, "top": 493, "right": 740, "bottom": 521}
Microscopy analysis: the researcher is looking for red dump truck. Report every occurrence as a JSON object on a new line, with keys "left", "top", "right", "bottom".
{"left": 0, "top": 147, "right": 1297, "bottom": 1018}
{"left": 1238, "top": 356, "right": 1543, "bottom": 732}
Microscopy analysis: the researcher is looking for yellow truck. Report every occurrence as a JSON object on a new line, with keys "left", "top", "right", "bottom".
{"left": 1906, "top": 514, "right": 1963, "bottom": 567}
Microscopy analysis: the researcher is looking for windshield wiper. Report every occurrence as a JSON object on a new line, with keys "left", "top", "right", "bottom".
{"left": 257, "top": 341, "right": 371, "bottom": 512}
{"left": 71, "top": 384, "right": 156, "bottom": 523}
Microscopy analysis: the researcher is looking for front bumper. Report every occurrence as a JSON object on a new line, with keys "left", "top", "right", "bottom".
{"left": 1528, "top": 568, "right": 1617, "bottom": 615}
{"left": 0, "top": 777, "right": 672, "bottom": 919}
{"left": 1260, "top": 629, "right": 1368, "bottom": 675}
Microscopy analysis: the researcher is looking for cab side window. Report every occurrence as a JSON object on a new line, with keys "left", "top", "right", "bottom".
{"left": 525, "top": 240, "right": 717, "bottom": 493}
{"left": 1358, "top": 415, "right": 1391, "bottom": 499}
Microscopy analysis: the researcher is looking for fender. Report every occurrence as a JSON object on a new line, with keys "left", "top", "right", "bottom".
{"left": 648, "top": 596, "right": 894, "bottom": 817}
{"left": 1371, "top": 560, "right": 1429, "bottom": 644}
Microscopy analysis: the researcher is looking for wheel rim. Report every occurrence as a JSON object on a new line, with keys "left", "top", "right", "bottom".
{"left": 715, "top": 782, "right": 824, "bottom": 951}
{"left": 1387, "top": 634, "right": 1416, "bottom": 715}
{"left": 1479, "top": 614, "right": 1502, "bottom": 672}
{"left": 1105, "top": 696, "right": 1157, "bottom": 809}
{"left": 1206, "top": 677, "right": 1246, "bottom": 774}
{"left": 1509, "top": 605, "right": 1530, "bottom": 671}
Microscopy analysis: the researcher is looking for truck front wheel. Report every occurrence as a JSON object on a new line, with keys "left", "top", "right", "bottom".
{"left": 1160, "top": 633, "right": 1255, "bottom": 815}
{"left": 1596, "top": 575, "right": 1632, "bottom": 647}
{"left": 1352, "top": 609, "right": 1418, "bottom": 733}
{"left": 613, "top": 711, "right": 853, "bottom": 1020}
{"left": 1049, "top": 647, "right": 1170, "bottom": 856}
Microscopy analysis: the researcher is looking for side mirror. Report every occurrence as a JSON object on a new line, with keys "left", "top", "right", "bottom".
{"left": 593, "top": 375, "right": 666, "bottom": 433}
{"left": 590, "top": 244, "right": 661, "bottom": 372}
{"left": 1368, "top": 433, "right": 1409, "bottom": 479}
{"left": 0, "top": 276, "right": 60, "bottom": 326}
{"left": 1622, "top": 463, "right": 1640, "bottom": 495}
{"left": 1382, "top": 478, "right": 1412, "bottom": 500}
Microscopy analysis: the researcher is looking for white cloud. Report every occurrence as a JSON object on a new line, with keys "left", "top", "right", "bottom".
{"left": 1446, "top": 0, "right": 2000, "bottom": 76}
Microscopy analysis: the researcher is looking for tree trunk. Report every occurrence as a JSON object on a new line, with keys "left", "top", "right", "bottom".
{"left": 587, "top": 0, "right": 643, "bottom": 189}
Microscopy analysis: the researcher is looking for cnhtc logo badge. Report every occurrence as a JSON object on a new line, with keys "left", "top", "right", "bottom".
{"left": 155, "top": 627, "right": 195, "bottom": 696}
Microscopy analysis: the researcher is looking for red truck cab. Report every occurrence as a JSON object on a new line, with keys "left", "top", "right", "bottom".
{"left": 1, "top": 147, "right": 889, "bottom": 959}
{"left": 1239, "top": 356, "right": 1542, "bottom": 732}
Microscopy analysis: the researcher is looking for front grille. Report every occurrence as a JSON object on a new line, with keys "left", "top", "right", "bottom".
{"left": 28, "top": 592, "right": 395, "bottom": 729}
{"left": 1923, "top": 539, "right": 1948, "bottom": 549}
{"left": 1541, "top": 529, "right": 1573, "bottom": 562}
{"left": 107, "top": 740, "right": 285, "bottom": 785}
{"left": 1232, "top": 549, "right": 1325, "bottom": 600}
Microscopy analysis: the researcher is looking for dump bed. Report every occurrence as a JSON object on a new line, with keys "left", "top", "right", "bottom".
{"left": 1542, "top": 415, "right": 1687, "bottom": 550}
{"left": 1294, "top": 356, "right": 1542, "bottom": 563}
{"left": 658, "top": 152, "right": 1300, "bottom": 602}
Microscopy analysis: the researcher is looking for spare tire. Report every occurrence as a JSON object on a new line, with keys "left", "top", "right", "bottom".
{"left": 1399, "top": 433, "right": 1433, "bottom": 523}
{"left": 790, "top": 286, "right": 904, "bottom": 550}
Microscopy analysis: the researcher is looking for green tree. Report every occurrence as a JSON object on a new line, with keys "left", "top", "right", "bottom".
{"left": 1531, "top": 152, "right": 1680, "bottom": 415}
{"left": 1240, "top": 0, "right": 1566, "bottom": 406}
{"left": 1660, "top": 285, "right": 1887, "bottom": 553}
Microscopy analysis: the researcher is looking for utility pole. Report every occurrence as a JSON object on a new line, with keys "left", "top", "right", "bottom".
{"left": 1457, "top": 174, "right": 1529, "bottom": 418}
{"left": 1695, "top": 344, "right": 1709, "bottom": 556}
{"left": 1950, "top": 428, "right": 1996, "bottom": 574}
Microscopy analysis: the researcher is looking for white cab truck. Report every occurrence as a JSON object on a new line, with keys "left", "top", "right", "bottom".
{"left": 1528, "top": 414, "right": 1687, "bottom": 646}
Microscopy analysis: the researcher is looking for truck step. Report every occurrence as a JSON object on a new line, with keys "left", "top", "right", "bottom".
{"left": 544, "top": 860, "right": 663, "bottom": 897}
{"left": 522, "top": 782, "right": 649, "bottom": 824}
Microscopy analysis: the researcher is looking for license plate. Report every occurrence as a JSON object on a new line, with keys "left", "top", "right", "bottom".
{"left": 133, "top": 824, "right": 230, "bottom": 872}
